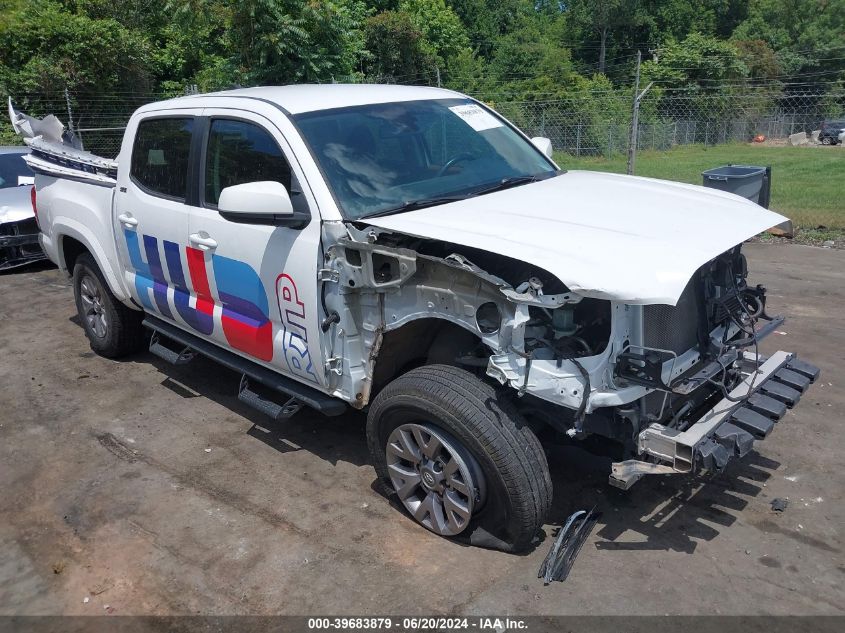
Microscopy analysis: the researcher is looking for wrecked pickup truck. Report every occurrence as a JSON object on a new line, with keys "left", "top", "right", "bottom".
{"left": 14, "top": 85, "right": 819, "bottom": 552}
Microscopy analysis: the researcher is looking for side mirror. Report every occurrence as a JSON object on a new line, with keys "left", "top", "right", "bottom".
{"left": 218, "top": 181, "right": 293, "bottom": 218}
{"left": 530, "top": 136, "right": 553, "bottom": 158}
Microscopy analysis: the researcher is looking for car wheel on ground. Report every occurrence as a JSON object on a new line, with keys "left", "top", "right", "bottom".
{"left": 366, "top": 364, "right": 552, "bottom": 552}
{"left": 73, "top": 253, "right": 145, "bottom": 358}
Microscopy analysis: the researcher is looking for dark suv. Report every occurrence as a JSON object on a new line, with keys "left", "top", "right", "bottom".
{"left": 819, "top": 119, "right": 845, "bottom": 145}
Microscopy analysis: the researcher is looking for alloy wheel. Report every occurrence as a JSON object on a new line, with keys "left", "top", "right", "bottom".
{"left": 385, "top": 422, "right": 485, "bottom": 536}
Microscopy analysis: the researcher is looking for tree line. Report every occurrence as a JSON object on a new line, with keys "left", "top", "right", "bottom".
{"left": 1, "top": 0, "right": 843, "bottom": 146}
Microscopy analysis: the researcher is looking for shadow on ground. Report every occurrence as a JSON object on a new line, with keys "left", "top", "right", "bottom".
{"left": 66, "top": 311, "right": 777, "bottom": 557}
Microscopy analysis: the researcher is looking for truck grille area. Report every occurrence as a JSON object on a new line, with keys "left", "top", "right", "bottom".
{"left": 643, "top": 276, "right": 701, "bottom": 354}
{"left": 641, "top": 276, "right": 705, "bottom": 421}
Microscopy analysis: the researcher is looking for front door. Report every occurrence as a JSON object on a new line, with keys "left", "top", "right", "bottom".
{"left": 187, "top": 110, "right": 325, "bottom": 387}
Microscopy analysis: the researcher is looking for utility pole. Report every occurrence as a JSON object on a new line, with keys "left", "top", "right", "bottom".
{"left": 435, "top": 66, "right": 441, "bottom": 88}
{"left": 626, "top": 51, "right": 641, "bottom": 175}
{"left": 626, "top": 51, "right": 654, "bottom": 176}
{"left": 64, "top": 87, "right": 75, "bottom": 135}
{"left": 64, "top": 87, "right": 82, "bottom": 149}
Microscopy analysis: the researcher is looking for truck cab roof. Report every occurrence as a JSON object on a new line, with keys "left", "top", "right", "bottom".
{"left": 140, "top": 84, "right": 463, "bottom": 116}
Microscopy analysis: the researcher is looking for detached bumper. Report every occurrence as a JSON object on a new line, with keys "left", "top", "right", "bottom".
{"left": 610, "top": 350, "right": 820, "bottom": 489}
{"left": 0, "top": 217, "right": 46, "bottom": 270}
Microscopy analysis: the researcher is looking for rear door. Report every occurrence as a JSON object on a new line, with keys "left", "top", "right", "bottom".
{"left": 187, "top": 109, "right": 325, "bottom": 386}
{"left": 114, "top": 113, "right": 198, "bottom": 322}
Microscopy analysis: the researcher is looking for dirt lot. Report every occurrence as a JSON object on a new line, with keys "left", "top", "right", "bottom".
{"left": 0, "top": 243, "right": 842, "bottom": 616}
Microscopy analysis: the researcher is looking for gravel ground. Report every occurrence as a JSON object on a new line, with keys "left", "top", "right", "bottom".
{"left": 0, "top": 243, "right": 842, "bottom": 616}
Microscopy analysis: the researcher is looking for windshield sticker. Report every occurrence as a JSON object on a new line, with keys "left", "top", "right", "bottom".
{"left": 448, "top": 104, "right": 503, "bottom": 132}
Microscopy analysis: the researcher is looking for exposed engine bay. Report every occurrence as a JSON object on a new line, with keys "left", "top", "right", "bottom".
{"left": 319, "top": 221, "right": 817, "bottom": 489}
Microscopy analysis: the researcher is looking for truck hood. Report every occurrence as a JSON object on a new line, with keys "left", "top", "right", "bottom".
{"left": 364, "top": 170, "right": 787, "bottom": 305}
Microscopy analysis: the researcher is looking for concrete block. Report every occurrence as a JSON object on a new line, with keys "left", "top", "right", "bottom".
{"left": 768, "top": 220, "right": 794, "bottom": 238}
{"left": 788, "top": 132, "right": 808, "bottom": 146}
{"left": 811, "top": 130, "right": 820, "bottom": 143}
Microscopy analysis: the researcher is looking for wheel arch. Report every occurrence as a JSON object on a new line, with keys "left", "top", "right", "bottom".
{"left": 55, "top": 221, "right": 132, "bottom": 304}
{"left": 371, "top": 316, "right": 488, "bottom": 396}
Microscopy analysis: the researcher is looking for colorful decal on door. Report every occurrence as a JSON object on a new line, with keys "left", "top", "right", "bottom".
{"left": 213, "top": 256, "right": 274, "bottom": 362}
{"left": 124, "top": 229, "right": 273, "bottom": 362}
{"left": 276, "top": 273, "right": 318, "bottom": 383}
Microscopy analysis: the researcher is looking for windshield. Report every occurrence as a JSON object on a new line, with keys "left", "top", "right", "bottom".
{"left": 0, "top": 152, "right": 34, "bottom": 189}
{"left": 294, "top": 98, "right": 557, "bottom": 220}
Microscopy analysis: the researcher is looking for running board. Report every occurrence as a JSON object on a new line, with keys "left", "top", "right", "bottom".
{"left": 142, "top": 316, "right": 347, "bottom": 417}
{"left": 238, "top": 375, "right": 303, "bottom": 420}
{"left": 149, "top": 331, "right": 195, "bottom": 365}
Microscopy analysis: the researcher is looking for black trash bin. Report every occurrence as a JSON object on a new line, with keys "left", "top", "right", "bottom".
{"left": 702, "top": 164, "right": 771, "bottom": 208}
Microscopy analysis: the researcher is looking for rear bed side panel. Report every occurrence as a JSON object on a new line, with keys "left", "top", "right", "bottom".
{"left": 37, "top": 174, "right": 134, "bottom": 304}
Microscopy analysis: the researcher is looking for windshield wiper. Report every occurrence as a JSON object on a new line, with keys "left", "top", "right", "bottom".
{"left": 469, "top": 175, "right": 540, "bottom": 197}
{"left": 361, "top": 195, "right": 472, "bottom": 219}
{"left": 359, "top": 173, "right": 554, "bottom": 220}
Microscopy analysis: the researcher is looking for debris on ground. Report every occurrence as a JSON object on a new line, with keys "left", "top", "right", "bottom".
{"left": 204, "top": 448, "right": 212, "bottom": 453}
{"left": 538, "top": 507, "right": 599, "bottom": 584}
{"left": 52, "top": 561, "right": 65, "bottom": 575}
{"left": 82, "top": 596, "right": 89, "bottom": 604}
{"left": 771, "top": 498, "right": 789, "bottom": 512}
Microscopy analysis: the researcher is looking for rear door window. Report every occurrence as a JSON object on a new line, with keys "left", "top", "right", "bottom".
{"left": 130, "top": 118, "right": 194, "bottom": 200}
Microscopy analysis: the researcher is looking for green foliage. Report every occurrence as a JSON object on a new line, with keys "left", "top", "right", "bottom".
{"left": 0, "top": 0, "right": 840, "bottom": 139}
{"left": 228, "top": 0, "right": 369, "bottom": 84}
{"left": 642, "top": 33, "right": 748, "bottom": 88}
{"left": 398, "top": 0, "right": 470, "bottom": 69}
{"left": 0, "top": 0, "right": 153, "bottom": 95}
{"left": 363, "top": 11, "right": 436, "bottom": 82}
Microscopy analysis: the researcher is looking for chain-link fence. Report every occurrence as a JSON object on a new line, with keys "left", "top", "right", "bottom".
{"left": 7, "top": 87, "right": 843, "bottom": 158}
{"left": 493, "top": 90, "right": 845, "bottom": 156}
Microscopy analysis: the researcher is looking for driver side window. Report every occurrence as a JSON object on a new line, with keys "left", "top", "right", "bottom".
{"left": 204, "top": 119, "right": 292, "bottom": 207}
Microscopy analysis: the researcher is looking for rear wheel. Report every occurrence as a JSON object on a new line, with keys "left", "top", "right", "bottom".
{"left": 73, "top": 253, "right": 144, "bottom": 358}
{"left": 821, "top": 137, "right": 832, "bottom": 145}
{"left": 367, "top": 364, "right": 552, "bottom": 552}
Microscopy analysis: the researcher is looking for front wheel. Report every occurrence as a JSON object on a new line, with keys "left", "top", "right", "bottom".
{"left": 366, "top": 365, "right": 552, "bottom": 552}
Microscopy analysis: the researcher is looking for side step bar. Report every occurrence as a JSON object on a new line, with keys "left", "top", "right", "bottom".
{"left": 149, "top": 331, "right": 195, "bottom": 365}
{"left": 238, "top": 375, "right": 303, "bottom": 420}
{"left": 142, "top": 316, "right": 347, "bottom": 417}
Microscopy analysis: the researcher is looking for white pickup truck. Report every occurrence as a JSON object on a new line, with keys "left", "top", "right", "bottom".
{"left": 15, "top": 85, "right": 819, "bottom": 552}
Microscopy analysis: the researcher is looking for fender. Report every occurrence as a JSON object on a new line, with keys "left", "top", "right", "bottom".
{"left": 53, "top": 217, "right": 133, "bottom": 305}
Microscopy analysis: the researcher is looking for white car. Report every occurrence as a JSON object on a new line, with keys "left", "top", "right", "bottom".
{"left": 0, "top": 146, "right": 45, "bottom": 270}
{"left": 15, "top": 85, "right": 819, "bottom": 551}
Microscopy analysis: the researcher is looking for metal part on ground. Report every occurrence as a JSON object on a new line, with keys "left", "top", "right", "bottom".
{"left": 538, "top": 507, "right": 599, "bottom": 584}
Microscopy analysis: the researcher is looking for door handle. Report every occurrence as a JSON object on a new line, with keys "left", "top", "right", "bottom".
{"left": 189, "top": 233, "right": 218, "bottom": 251}
{"left": 118, "top": 213, "right": 138, "bottom": 227}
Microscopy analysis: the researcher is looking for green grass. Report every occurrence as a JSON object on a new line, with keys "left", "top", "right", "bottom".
{"left": 554, "top": 144, "right": 844, "bottom": 229}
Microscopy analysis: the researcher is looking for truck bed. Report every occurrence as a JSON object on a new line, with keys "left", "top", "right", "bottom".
{"left": 23, "top": 137, "right": 117, "bottom": 185}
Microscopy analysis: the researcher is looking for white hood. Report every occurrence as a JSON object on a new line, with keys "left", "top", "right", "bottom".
{"left": 365, "top": 170, "right": 787, "bottom": 305}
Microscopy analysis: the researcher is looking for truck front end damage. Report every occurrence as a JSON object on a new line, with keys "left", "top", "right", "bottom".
{"left": 323, "top": 223, "right": 818, "bottom": 490}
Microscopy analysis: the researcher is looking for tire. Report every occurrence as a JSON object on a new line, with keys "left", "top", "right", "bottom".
{"left": 366, "top": 364, "right": 552, "bottom": 552}
{"left": 73, "top": 253, "right": 144, "bottom": 358}
{"left": 821, "top": 137, "right": 832, "bottom": 145}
